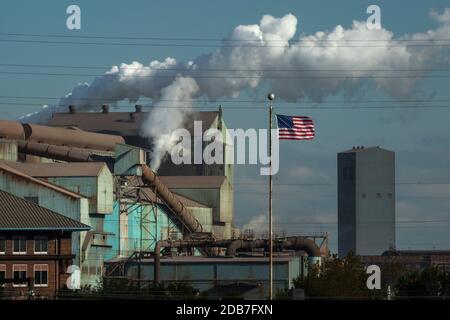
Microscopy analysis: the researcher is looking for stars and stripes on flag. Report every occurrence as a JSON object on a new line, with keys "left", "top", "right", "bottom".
{"left": 276, "top": 114, "right": 315, "bottom": 140}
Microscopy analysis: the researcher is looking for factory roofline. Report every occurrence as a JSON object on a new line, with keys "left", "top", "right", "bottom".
{"left": 339, "top": 146, "right": 394, "bottom": 154}
{"left": 0, "top": 190, "right": 90, "bottom": 231}
{"left": 48, "top": 109, "right": 220, "bottom": 136}
{"left": 0, "top": 161, "right": 108, "bottom": 178}
{"left": 0, "top": 163, "right": 84, "bottom": 199}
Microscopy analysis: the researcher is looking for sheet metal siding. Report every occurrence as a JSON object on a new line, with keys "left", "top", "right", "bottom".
{"left": 219, "top": 180, "right": 233, "bottom": 239}
{"left": 170, "top": 188, "right": 220, "bottom": 222}
{"left": 104, "top": 202, "right": 185, "bottom": 260}
{"left": 189, "top": 207, "right": 213, "bottom": 233}
{"left": 173, "top": 183, "right": 233, "bottom": 238}
{"left": 0, "top": 171, "right": 84, "bottom": 222}
{"left": 126, "top": 259, "right": 297, "bottom": 293}
{"left": 97, "top": 166, "right": 114, "bottom": 214}
{"left": 45, "top": 174, "right": 113, "bottom": 215}
{"left": 0, "top": 141, "right": 18, "bottom": 161}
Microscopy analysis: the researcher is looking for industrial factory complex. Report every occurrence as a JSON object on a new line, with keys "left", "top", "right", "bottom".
{"left": 0, "top": 106, "right": 326, "bottom": 299}
{"left": 0, "top": 105, "right": 449, "bottom": 299}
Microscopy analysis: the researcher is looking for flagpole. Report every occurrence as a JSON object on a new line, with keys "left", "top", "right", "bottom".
{"left": 268, "top": 93, "right": 275, "bottom": 300}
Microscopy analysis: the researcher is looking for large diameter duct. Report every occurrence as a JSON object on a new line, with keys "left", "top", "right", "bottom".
{"left": 141, "top": 165, "right": 204, "bottom": 234}
{"left": 281, "top": 237, "right": 322, "bottom": 257}
{"left": 0, "top": 120, "right": 25, "bottom": 140}
{"left": 0, "top": 119, "right": 124, "bottom": 151}
{"left": 17, "top": 141, "right": 112, "bottom": 163}
{"left": 225, "top": 237, "right": 321, "bottom": 257}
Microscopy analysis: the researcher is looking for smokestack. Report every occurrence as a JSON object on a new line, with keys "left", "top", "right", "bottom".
{"left": 135, "top": 105, "right": 143, "bottom": 113}
{"left": 68, "top": 105, "right": 76, "bottom": 114}
{"left": 102, "top": 105, "right": 109, "bottom": 114}
{"left": 218, "top": 105, "right": 223, "bottom": 130}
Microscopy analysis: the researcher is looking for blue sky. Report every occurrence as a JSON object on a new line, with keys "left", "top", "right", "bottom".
{"left": 1, "top": 0, "right": 450, "bottom": 252}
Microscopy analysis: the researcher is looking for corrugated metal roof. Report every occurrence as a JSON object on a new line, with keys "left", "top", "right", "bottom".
{"left": 0, "top": 162, "right": 83, "bottom": 199}
{"left": 0, "top": 161, "right": 107, "bottom": 177}
{"left": 49, "top": 111, "right": 219, "bottom": 136}
{"left": 0, "top": 189, "right": 90, "bottom": 230}
{"left": 159, "top": 176, "right": 226, "bottom": 189}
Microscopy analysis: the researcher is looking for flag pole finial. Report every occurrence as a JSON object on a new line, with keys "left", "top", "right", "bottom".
{"left": 268, "top": 93, "right": 275, "bottom": 101}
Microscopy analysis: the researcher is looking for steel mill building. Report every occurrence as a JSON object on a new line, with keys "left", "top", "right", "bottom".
{"left": 0, "top": 105, "right": 326, "bottom": 299}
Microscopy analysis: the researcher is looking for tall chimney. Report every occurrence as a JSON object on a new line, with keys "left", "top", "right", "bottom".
{"left": 135, "top": 105, "right": 143, "bottom": 113}
{"left": 68, "top": 105, "right": 76, "bottom": 114}
{"left": 102, "top": 105, "right": 109, "bottom": 114}
{"left": 218, "top": 105, "right": 223, "bottom": 130}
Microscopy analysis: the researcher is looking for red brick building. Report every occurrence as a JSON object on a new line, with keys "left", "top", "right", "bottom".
{"left": 0, "top": 190, "right": 90, "bottom": 299}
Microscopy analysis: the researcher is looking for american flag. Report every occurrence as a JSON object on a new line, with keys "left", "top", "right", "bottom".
{"left": 276, "top": 114, "right": 315, "bottom": 140}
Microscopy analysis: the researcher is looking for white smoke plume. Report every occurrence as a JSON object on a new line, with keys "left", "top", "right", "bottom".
{"left": 241, "top": 214, "right": 268, "bottom": 237}
{"left": 19, "top": 8, "right": 450, "bottom": 169}
{"left": 141, "top": 76, "right": 199, "bottom": 169}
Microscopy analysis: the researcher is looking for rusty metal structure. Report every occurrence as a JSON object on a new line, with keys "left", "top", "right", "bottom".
{"left": 141, "top": 165, "right": 205, "bottom": 236}
{"left": 0, "top": 119, "right": 124, "bottom": 152}
{"left": 1, "top": 120, "right": 209, "bottom": 245}
{"left": 1, "top": 117, "right": 325, "bottom": 294}
{"left": 151, "top": 237, "right": 322, "bottom": 284}
{"left": 17, "top": 141, "right": 112, "bottom": 163}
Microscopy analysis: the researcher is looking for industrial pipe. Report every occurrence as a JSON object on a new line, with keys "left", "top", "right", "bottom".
{"left": 153, "top": 237, "right": 322, "bottom": 284}
{"left": 154, "top": 240, "right": 232, "bottom": 284}
{"left": 0, "top": 120, "right": 24, "bottom": 140}
{"left": 0, "top": 119, "right": 125, "bottom": 151}
{"left": 17, "top": 141, "right": 113, "bottom": 163}
{"left": 225, "top": 237, "right": 321, "bottom": 257}
{"left": 141, "top": 165, "right": 204, "bottom": 234}
{"left": 282, "top": 237, "right": 322, "bottom": 257}
{"left": 225, "top": 239, "right": 266, "bottom": 257}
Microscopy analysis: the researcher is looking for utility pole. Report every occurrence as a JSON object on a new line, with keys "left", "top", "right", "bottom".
{"left": 268, "top": 93, "right": 275, "bottom": 300}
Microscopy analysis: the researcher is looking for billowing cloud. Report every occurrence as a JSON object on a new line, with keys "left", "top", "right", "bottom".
{"left": 19, "top": 9, "right": 450, "bottom": 169}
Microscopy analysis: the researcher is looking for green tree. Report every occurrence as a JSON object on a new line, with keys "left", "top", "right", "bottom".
{"left": 396, "top": 267, "right": 450, "bottom": 298}
{"left": 294, "top": 252, "right": 379, "bottom": 299}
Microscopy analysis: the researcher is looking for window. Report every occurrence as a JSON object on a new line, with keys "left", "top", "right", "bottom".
{"left": 34, "top": 237, "right": 48, "bottom": 254}
{"left": 13, "top": 264, "right": 27, "bottom": 287}
{"left": 387, "top": 193, "right": 393, "bottom": 199}
{"left": 34, "top": 264, "right": 48, "bottom": 287}
{"left": 0, "top": 265, "right": 5, "bottom": 287}
{"left": 376, "top": 193, "right": 382, "bottom": 198}
{"left": 361, "top": 193, "right": 367, "bottom": 198}
{"left": 0, "top": 238, "right": 5, "bottom": 254}
{"left": 24, "top": 196, "right": 39, "bottom": 204}
{"left": 13, "top": 237, "right": 27, "bottom": 254}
